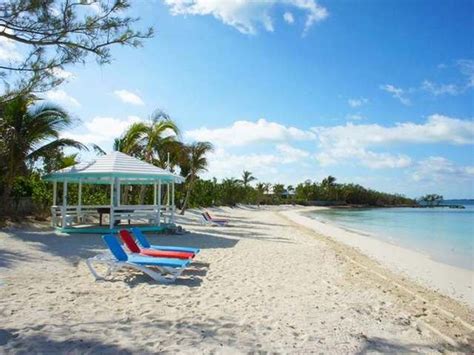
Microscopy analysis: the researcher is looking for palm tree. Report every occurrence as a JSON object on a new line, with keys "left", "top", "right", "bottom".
{"left": 42, "top": 150, "right": 79, "bottom": 173}
{"left": 123, "top": 110, "right": 180, "bottom": 165}
{"left": 321, "top": 175, "right": 338, "bottom": 201}
{"left": 239, "top": 170, "right": 256, "bottom": 187}
{"left": 321, "top": 175, "right": 336, "bottom": 188}
{"left": 272, "top": 183, "right": 285, "bottom": 196}
{"left": 90, "top": 144, "right": 106, "bottom": 156}
{"left": 419, "top": 194, "right": 444, "bottom": 207}
{"left": 220, "top": 177, "right": 245, "bottom": 206}
{"left": 118, "top": 110, "right": 180, "bottom": 203}
{"left": 255, "top": 182, "right": 271, "bottom": 206}
{"left": 179, "top": 141, "right": 213, "bottom": 214}
{"left": 0, "top": 95, "right": 85, "bottom": 212}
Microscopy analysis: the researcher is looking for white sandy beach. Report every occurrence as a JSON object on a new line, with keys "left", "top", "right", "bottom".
{"left": 1, "top": 206, "right": 473, "bottom": 353}
{"left": 281, "top": 207, "right": 474, "bottom": 308}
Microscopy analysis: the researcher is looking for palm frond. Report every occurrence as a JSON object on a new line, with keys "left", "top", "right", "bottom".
{"left": 90, "top": 143, "right": 106, "bottom": 156}
{"left": 27, "top": 138, "right": 88, "bottom": 160}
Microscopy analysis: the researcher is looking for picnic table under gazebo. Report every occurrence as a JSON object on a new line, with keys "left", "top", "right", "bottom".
{"left": 43, "top": 151, "right": 184, "bottom": 234}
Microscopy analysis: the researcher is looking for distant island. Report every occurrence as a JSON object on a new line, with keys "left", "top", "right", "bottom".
{"left": 416, "top": 195, "right": 469, "bottom": 209}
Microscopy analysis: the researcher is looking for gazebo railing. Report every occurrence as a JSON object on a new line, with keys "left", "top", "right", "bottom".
{"left": 113, "top": 205, "right": 159, "bottom": 225}
{"left": 51, "top": 204, "right": 175, "bottom": 228}
{"left": 51, "top": 205, "right": 111, "bottom": 227}
{"left": 159, "top": 205, "right": 175, "bottom": 224}
{"left": 113, "top": 205, "right": 175, "bottom": 224}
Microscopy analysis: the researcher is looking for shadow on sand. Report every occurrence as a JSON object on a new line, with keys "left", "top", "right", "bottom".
{"left": 2, "top": 228, "right": 239, "bottom": 267}
{"left": 93, "top": 260, "right": 211, "bottom": 288}
{"left": 1, "top": 314, "right": 261, "bottom": 353}
{"left": 195, "top": 227, "right": 294, "bottom": 244}
{"left": 1, "top": 228, "right": 232, "bottom": 288}
{"left": 356, "top": 336, "right": 473, "bottom": 354}
{"left": 0, "top": 327, "right": 135, "bottom": 354}
{"left": 0, "top": 247, "right": 31, "bottom": 269}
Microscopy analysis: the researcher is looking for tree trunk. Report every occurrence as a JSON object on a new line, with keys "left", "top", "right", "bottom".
{"left": 139, "top": 151, "right": 153, "bottom": 205}
{"left": 138, "top": 185, "right": 146, "bottom": 205}
{"left": 180, "top": 177, "right": 194, "bottom": 215}
{"left": 123, "top": 186, "right": 129, "bottom": 205}
{"left": 0, "top": 185, "right": 13, "bottom": 216}
{"left": 0, "top": 169, "right": 16, "bottom": 216}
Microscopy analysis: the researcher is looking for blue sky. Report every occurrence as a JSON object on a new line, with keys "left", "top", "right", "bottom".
{"left": 3, "top": 0, "right": 473, "bottom": 198}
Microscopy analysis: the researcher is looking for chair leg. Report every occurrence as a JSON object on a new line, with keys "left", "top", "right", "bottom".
{"left": 130, "top": 264, "right": 175, "bottom": 283}
{"left": 86, "top": 258, "right": 184, "bottom": 284}
{"left": 86, "top": 258, "right": 105, "bottom": 281}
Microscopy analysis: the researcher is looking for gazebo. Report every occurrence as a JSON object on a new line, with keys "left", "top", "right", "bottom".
{"left": 43, "top": 151, "right": 185, "bottom": 234}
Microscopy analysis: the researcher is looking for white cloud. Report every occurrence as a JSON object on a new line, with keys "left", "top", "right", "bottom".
{"left": 164, "top": 0, "right": 328, "bottom": 35}
{"left": 188, "top": 115, "right": 473, "bottom": 173}
{"left": 421, "top": 80, "right": 460, "bottom": 96}
{"left": 313, "top": 114, "right": 474, "bottom": 147}
{"left": 348, "top": 97, "right": 368, "bottom": 107}
{"left": 412, "top": 157, "right": 474, "bottom": 183}
{"left": 198, "top": 144, "right": 311, "bottom": 180}
{"left": 0, "top": 27, "right": 22, "bottom": 62}
{"left": 62, "top": 115, "right": 141, "bottom": 144}
{"left": 0, "top": 39, "right": 21, "bottom": 61}
{"left": 47, "top": 67, "right": 75, "bottom": 80}
{"left": 346, "top": 113, "right": 364, "bottom": 121}
{"left": 87, "top": 1, "right": 102, "bottom": 13}
{"left": 283, "top": 11, "right": 294, "bottom": 24}
{"left": 202, "top": 143, "right": 310, "bottom": 180}
{"left": 379, "top": 60, "right": 474, "bottom": 104}
{"left": 315, "top": 146, "right": 412, "bottom": 169}
{"left": 363, "top": 152, "right": 412, "bottom": 169}
{"left": 113, "top": 89, "right": 145, "bottom": 106}
{"left": 457, "top": 59, "right": 474, "bottom": 88}
{"left": 204, "top": 147, "right": 280, "bottom": 179}
{"left": 380, "top": 84, "right": 411, "bottom": 105}
{"left": 276, "top": 143, "right": 310, "bottom": 162}
{"left": 185, "top": 118, "right": 315, "bottom": 147}
{"left": 45, "top": 90, "right": 81, "bottom": 108}
{"left": 312, "top": 114, "right": 474, "bottom": 169}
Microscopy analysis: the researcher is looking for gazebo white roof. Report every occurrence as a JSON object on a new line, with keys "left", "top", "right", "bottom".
{"left": 44, "top": 151, "right": 184, "bottom": 184}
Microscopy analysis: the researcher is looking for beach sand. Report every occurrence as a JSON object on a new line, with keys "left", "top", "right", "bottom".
{"left": 281, "top": 207, "right": 474, "bottom": 308}
{"left": 1, "top": 206, "right": 473, "bottom": 353}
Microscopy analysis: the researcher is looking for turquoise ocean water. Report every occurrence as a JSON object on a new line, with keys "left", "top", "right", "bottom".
{"left": 304, "top": 203, "right": 474, "bottom": 270}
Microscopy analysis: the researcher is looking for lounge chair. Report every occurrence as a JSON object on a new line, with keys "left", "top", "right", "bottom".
{"left": 205, "top": 211, "right": 229, "bottom": 223}
{"left": 119, "top": 230, "right": 195, "bottom": 260}
{"left": 131, "top": 227, "right": 200, "bottom": 254}
{"left": 201, "top": 212, "right": 229, "bottom": 226}
{"left": 86, "top": 235, "right": 190, "bottom": 283}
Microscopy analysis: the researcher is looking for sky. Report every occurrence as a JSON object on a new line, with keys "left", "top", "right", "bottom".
{"left": 2, "top": 0, "right": 474, "bottom": 198}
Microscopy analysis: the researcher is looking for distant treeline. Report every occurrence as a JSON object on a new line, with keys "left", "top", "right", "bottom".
{"left": 185, "top": 175, "right": 416, "bottom": 208}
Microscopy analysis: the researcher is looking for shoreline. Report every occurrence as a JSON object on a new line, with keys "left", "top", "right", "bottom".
{"left": 280, "top": 207, "right": 474, "bottom": 308}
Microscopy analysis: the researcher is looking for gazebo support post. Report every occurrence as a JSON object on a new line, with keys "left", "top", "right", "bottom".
{"left": 78, "top": 180, "right": 82, "bottom": 223}
{"left": 109, "top": 180, "right": 115, "bottom": 230}
{"left": 62, "top": 180, "right": 68, "bottom": 228}
{"left": 52, "top": 181, "right": 57, "bottom": 227}
{"left": 171, "top": 181, "right": 175, "bottom": 224}
{"left": 153, "top": 182, "right": 158, "bottom": 225}
{"left": 167, "top": 183, "right": 170, "bottom": 224}
{"left": 157, "top": 181, "right": 161, "bottom": 226}
{"left": 116, "top": 179, "right": 121, "bottom": 206}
